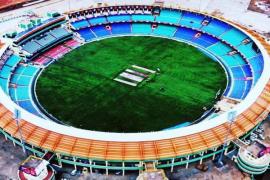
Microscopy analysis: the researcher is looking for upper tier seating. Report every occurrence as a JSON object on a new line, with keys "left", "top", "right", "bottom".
{"left": 179, "top": 11, "right": 205, "bottom": 29}
{"left": 71, "top": 9, "right": 265, "bottom": 100}
{"left": 107, "top": 14, "right": 131, "bottom": 22}
{"left": 132, "top": 14, "right": 155, "bottom": 22}
{"left": 71, "top": 10, "right": 260, "bottom": 63}
{"left": 173, "top": 27, "right": 218, "bottom": 48}
{"left": 72, "top": 19, "right": 90, "bottom": 29}
{"left": 22, "top": 41, "right": 42, "bottom": 54}
{"left": 88, "top": 16, "right": 107, "bottom": 25}
{"left": 155, "top": 9, "right": 182, "bottom": 24}
{"left": 22, "top": 27, "right": 72, "bottom": 59}
{"left": 15, "top": 16, "right": 66, "bottom": 45}
{"left": 201, "top": 19, "right": 232, "bottom": 37}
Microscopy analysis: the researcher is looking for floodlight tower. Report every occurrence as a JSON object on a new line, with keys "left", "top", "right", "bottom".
{"left": 14, "top": 109, "right": 27, "bottom": 156}
{"left": 214, "top": 111, "right": 237, "bottom": 168}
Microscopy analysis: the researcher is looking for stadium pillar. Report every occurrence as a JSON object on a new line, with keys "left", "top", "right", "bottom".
{"left": 224, "top": 142, "right": 230, "bottom": 155}
{"left": 89, "top": 159, "right": 93, "bottom": 174}
{"left": 200, "top": 151, "right": 204, "bottom": 164}
{"left": 139, "top": 161, "right": 143, "bottom": 174}
{"left": 212, "top": 147, "right": 218, "bottom": 160}
{"left": 185, "top": 155, "right": 190, "bottom": 169}
{"left": 12, "top": 138, "right": 16, "bottom": 147}
{"left": 105, "top": 161, "right": 108, "bottom": 175}
{"left": 56, "top": 153, "right": 62, "bottom": 167}
{"left": 170, "top": 158, "right": 175, "bottom": 172}
{"left": 73, "top": 156, "right": 77, "bottom": 170}
{"left": 122, "top": 162, "right": 125, "bottom": 176}
{"left": 14, "top": 109, "right": 27, "bottom": 156}
{"left": 214, "top": 111, "right": 237, "bottom": 168}
{"left": 32, "top": 145, "right": 36, "bottom": 156}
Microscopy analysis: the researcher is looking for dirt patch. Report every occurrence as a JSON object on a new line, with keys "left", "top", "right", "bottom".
{"left": 0, "top": 135, "right": 26, "bottom": 180}
{"left": 248, "top": 0, "right": 270, "bottom": 14}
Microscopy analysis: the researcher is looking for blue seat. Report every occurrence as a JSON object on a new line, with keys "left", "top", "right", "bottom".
{"left": 77, "top": 28, "right": 96, "bottom": 41}
{"left": 11, "top": 75, "right": 32, "bottom": 86}
{"left": 111, "top": 23, "right": 131, "bottom": 35}
{"left": 0, "top": 78, "right": 8, "bottom": 94}
{"left": 18, "top": 100, "right": 41, "bottom": 116}
{"left": 15, "top": 86, "right": 30, "bottom": 100}
{"left": 107, "top": 14, "right": 131, "bottom": 22}
{"left": 223, "top": 80, "right": 231, "bottom": 97}
{"left": 15, "top": 65, "right": 25, "bottom": 74}
{"left": 201, "top": 19, "right": 232, "bottom": 37}
{"left": 242, "top": 64, "right": 252, "bottom": 77}
{"left": 219, "top": 29, "right": 247, "bottom": 46}
{"left": 229, "top": 80, "right": 245, "bottom": 99}
{"left": 238, "top": 43, "right": 258, "bottom": 59}
{"left": 192, "top": 33, "right": 219, "bottom": 48}
{"left": 9, "top": 88, "right": 16, "bottom": 100}
{"left": 90, "top": 25, "right": 111, "bottom": 37}
{"left": 163, "top": 122, "right": 191, "bottom": 130}
{"left": 153, "top": 25, "right": 177, "bottom": 37}
{"left": 0, "top": 66, "right": 12, "bottom": 79}
{"left": 173, "top": 27, "right": 197, "bottom": 41}
{"left": 207, "top": 42, "right": 233, "bottom": 56}
{"left": 179, "top": 12, "right": 204, "bottom": 29}
{"left": 156, "top": 10, "right": 182, "bottom": 24}
{"left": 132, "top": 14, "right": 155, "bottom": 22}
{"left": 221, "top": 54, "right": 246, "bottom": 67}
{"left": 88, "top": 16, "right": 107, "bottom": 25}
{"left": 198, "top": 33, "right": 219, "bottom": 44}
{"left": 5, "top": 55, "right": 21, "bottom": 67}
{"left": 242, "top": 80, "right": 252, "bottom": 98}
{"left": 231, "top": 66, "right": 245, "bottom": 79}
{"left": 249, "top": 54, "right": 263, "bottom": 84}
{"left": 10, "top": 74, "right": 21, "bottom": 84}
{"left": 71, "top": 19, "right": 90, "bottom": 29}
{"left": 132, "top": 23, "right": 152, "bottom": 34}
{"left": 22, "top": 65, "right": 39, "bottom": 76}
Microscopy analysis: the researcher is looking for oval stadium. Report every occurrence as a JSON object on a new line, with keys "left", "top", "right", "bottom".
{"left": 0, "top": 0, "right": 270, "bottom": 179}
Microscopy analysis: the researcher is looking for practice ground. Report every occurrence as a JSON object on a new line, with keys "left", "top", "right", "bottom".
{"left": 36, "top": 36, "right": 226, "bottom": 132}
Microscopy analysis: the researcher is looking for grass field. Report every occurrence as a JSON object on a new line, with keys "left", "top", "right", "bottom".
{"left": 36, "top": 36, "right": 226, "bottom": 132}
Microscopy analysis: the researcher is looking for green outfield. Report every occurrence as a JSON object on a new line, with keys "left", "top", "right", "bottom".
{"left": 36, "top": 36, "right": 226, "bottom": 132}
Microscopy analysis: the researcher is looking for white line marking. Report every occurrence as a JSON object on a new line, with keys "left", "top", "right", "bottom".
{"left": 132, "top": 65, "right": 156, "bottom": 73}
{"left": 114, "top": 78, "right": 137, "bottom": 86}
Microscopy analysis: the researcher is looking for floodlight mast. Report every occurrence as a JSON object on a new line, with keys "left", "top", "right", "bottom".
{"left": 215, "top": 111, "right": 237, "bottom": 168}
{"left": 14, "top": 109, "right": 27, "bottom": 155}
